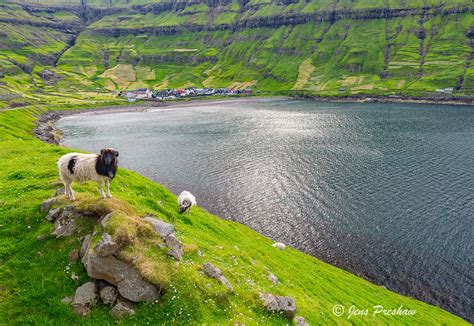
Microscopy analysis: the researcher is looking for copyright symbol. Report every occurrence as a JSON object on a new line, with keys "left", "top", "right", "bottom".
{"left": 333, "top": 304, "right": 345, "bottom": 316}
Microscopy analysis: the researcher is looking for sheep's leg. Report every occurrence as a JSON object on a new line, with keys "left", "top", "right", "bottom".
{"left": 98, "top": 179, "right": 105, "bottom": 198}
{"left": 68, "top": 182, "right": 76, "bottom": 201}
{"left": 105, "top": 178, "right": 112, "bottom": 198}
{"left": 63, "top": 180, "right": 70, "bottom": 199}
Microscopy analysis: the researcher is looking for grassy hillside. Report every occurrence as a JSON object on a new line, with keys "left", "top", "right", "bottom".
{"left": 63, "top": 12, "right": 474, "bottom": 96}
{"left": 0, "top": 0, "right": 473, "bottom": 108}
{"left": 0, "top": 103, "right": 469, "bottom": 324}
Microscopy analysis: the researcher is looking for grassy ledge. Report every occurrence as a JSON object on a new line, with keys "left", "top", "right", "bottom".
{"left": 0, "top": 104, "right": 468, "bottom": 325}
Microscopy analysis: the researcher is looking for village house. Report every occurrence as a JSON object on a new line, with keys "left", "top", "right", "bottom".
{"left": 435, "top": 87, "right": 454, "bottom": 95}
{"left": 119, "top": 88, "right": 153, "bottom": 99}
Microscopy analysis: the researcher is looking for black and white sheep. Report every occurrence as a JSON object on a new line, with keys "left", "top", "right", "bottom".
{"left": 57, "top": 148, "right": 119, "bottom": 201}
{"left": 178, "top": 191, "right": 196, "bottom": 213}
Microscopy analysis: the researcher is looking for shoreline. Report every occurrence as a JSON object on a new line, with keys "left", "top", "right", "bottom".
{"left": 34, "top": 97, "right": 286, "bottom": 145}
{"left": 291, "top": 94, "right": 474, "bottom": 106}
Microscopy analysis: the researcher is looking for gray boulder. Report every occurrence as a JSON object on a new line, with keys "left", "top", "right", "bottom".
{"left": 94, "top": 233, "right": 122, "bottom": 256}
{"left": 260, "top": 293, "right": 296, "bottom": 319}
{"left": 82, "top": 251, "right": 159, "bottom": 303}
{"left": 72, "top": 282, "right": 97, "bottom": 316}
{"left": 165, "top": 234, "right": 183, "bottom": 261}
{"left": 40, "top": 198, "right": 56, "bottom": 212}
{"left": 100, "top": 286, "right": 118, "bottom": 305}
{"left": 203, "top": 262, "right": 234, "bottom": 292}
{"left": 203, "top": 262, "right": 222, "bottom": 279}
{"left": 144, "top": 216, "right": 175, "bottom": 238}
{"left": 110, "top": 301, "right": 135, "bottom": 318}
{"left": 45, "top": 207, "right": 61, "bottom": 222}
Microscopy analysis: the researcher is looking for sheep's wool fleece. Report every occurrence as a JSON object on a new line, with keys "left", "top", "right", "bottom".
{"left": 272, "top": 243, "right": 286, "bottom": 250}
{"left": 58, "top": 153, "right": 102, "bottom": 182}
{"left": 178, "top": 191, "right": 196, "bottom": 206}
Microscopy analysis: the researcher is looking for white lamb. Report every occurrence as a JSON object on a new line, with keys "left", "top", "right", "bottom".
{"left": 178, "top": 191, "right": 196, "bottom": 213}
{"left": 272, "top": 242, "right": 286, "bottom": 250}
{"left": 57, "top": 148, "right": 119, "bottom": 201}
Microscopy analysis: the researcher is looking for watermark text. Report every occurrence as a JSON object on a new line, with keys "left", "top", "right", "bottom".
{"left": 332, "top": 304, "right": 416, "bottom": 319}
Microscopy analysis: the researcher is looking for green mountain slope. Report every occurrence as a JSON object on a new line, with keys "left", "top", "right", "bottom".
{"left": 0, "top": 0, "right": 473, "bottom": 107}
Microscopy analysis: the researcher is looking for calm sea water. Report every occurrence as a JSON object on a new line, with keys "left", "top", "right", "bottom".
{"left": 58, "top": 98, "right": 474, "bottom": 321}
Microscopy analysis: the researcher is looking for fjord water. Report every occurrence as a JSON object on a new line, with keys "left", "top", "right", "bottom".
{"left": 58, "top": 99, "right": 473, "bottom": 320}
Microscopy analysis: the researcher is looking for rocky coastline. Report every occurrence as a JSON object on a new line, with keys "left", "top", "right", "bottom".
{"left": 291, "top": 94, "right": 474, "bottom": 106}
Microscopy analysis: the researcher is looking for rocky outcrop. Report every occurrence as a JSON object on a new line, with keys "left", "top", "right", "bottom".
{"left": 40, "top": 196, "right": 187, "bottom": 318}
{"left": 89, "top": 6, "right": 474, "bottom": 37}
{"left": 82, "top": 243, "right": 159, "bottom": 303}
{"left": 0, "top": 17, "right": 81, "bottom": 34}
{"left": 34, "top": 112, "right": 61, "bottom": 145}
{"left": 42, "top": 199, "right": 164, "bottom": 308}
{"left": 203, "top": 262, "right": 234, "bottom": 292}
{"left": 260, "top": 293, "right": 296, "bottom": 319}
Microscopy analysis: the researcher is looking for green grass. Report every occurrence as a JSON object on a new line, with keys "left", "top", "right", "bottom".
{"left": 0, "top": 103, "right": 470, "bottom": 324}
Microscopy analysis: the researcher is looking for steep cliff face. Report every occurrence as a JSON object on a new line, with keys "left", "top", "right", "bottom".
{"left": 0, "top": 0, "right": 473, "bottom": 106}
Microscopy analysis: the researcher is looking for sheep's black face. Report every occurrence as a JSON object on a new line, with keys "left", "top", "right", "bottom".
{"left": 101, "top": 148, "right": 119, "bottom": 165}
{"left": 180, "top": 199, "right": 191, "bottom": 213}
{"left": 96, "top": 148, "right": 119, "bottom": 179}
